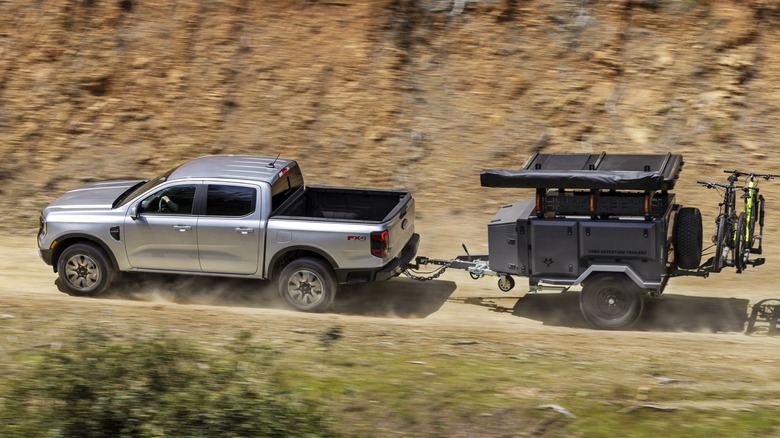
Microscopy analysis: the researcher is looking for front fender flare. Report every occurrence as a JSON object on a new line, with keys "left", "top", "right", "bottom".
{"left": 50, "top": 234, "right": 120, "bottom": 273}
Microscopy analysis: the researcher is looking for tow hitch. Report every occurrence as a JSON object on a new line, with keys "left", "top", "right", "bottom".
{"left": 404, "top": 245, "right": 515, "bottom": 291}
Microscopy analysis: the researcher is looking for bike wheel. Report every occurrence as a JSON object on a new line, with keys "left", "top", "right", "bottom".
{"left": 713, "top": 215, "right": 727, "bottom": 271}
{"left": 735, "top": 212, "right": 747, "bottom": 272}
{"left": 748, "top": 200, "right": 758, "bottom": 251}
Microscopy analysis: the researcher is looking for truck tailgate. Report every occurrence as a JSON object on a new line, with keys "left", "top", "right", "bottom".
{"left": 384, "top": 193, "right": 415, "bottom": 260}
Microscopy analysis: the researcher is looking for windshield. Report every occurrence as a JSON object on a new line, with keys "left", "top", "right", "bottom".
{"left": 113, "top": 167, "right": 177, "bottom": 208}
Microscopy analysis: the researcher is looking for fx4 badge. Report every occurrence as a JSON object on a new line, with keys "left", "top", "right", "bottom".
{"left": 347, "top": 235, "right": 367, "bottom": 241}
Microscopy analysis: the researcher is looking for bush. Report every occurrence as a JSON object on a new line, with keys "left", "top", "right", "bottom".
{"left": 0, "top": 330, "right": 335, "bottom": 437}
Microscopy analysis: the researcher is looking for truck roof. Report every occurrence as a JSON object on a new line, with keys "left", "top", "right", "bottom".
{"left": 168, "top": 155, "right": 295, "bottom": 183}
{"left": 481, "top": 152, "right": 684, "bottom": 191}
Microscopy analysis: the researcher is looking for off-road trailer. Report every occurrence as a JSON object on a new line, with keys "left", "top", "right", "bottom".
{"left": 407, "top": 152, "right": 740, "bottom": 330}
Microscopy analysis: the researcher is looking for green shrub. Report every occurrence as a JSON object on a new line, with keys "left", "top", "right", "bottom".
{"left": 0, "top": 330, "right": 335, "bottom": 437}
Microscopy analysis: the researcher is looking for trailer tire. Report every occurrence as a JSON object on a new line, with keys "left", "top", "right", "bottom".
{"left": 580, "top": 274, "right": 644, "bottom": 330}
{"left": 278, "top": 258, "right": 336, "bottom": 312}
{"left": 674, "top": 207, "right": 703, "bottom": 270}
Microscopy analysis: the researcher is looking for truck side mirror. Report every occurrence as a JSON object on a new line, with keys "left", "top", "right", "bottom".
{"left": 129, "top": 204, "right": 139, "bottom": 220}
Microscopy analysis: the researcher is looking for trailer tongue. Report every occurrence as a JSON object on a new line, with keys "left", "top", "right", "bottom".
{"left": 406, "top": 152, "right": 771, "bottom": 330}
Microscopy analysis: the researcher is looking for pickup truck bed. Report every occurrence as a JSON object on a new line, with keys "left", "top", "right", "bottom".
{"left": 267, "top": 185, "right": 417, "bottom": 286}
{"left": 274, "top": 186, "right": 411, "bottom": 222}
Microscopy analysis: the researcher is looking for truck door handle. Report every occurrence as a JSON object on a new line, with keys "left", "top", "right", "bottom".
{"left": 173, "top": 225, "right": 192, "bottom": 232}
{"left": 235, "top": 227, "right": 255, "bottom": 235}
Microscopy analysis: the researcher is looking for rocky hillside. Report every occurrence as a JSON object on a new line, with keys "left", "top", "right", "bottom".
{"left": 2, "top": 0, "right": 780, "bottom": 228}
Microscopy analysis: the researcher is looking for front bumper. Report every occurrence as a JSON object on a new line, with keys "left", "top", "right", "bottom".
{"left": 39, "top": 248, "right": 54, "bottom": 266}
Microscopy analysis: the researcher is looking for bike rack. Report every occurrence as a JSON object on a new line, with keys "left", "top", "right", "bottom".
{"left": 745, "top": 299, "right": 780, "bottom": 336}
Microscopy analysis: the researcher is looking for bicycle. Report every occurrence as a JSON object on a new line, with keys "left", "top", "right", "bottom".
{"left": 728, "top": 170, "right": 778, "bottom": 271}
{"left": 698, "top": 170, "right": 777, "bottom": 273}
{"left": 697, "top": 175, "right": 739, "bottom": 272}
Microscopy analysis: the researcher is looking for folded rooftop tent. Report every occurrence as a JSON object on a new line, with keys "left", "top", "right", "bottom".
{"left": 480, "top": 152, "right": 684, "bottom": 191}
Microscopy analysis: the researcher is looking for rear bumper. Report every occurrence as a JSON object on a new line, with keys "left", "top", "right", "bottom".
{"left": 336, "top": 233, "right": 420, "bottom": 284}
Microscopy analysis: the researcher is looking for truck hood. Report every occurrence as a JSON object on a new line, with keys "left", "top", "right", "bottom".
{"left": 42, "top": 180, "right": 145, "bottom": 214}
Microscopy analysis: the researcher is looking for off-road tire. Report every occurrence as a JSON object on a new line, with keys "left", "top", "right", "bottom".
{"left": 674, "top": 207, "right": 703, "bottom": 270}
{"left": 580, "top": 274, "right": 644, "bottom": 330}
{"left": 57, "top": 243, "right": 115, "bottom": 296}
{"left": 278, "top": 258, "right": 337, "bottom": 312}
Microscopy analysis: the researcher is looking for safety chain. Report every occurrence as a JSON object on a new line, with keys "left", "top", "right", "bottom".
{"left": 403, "top": 264, "right": 449, "bottom": 282}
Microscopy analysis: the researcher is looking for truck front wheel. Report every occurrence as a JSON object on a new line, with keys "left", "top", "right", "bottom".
{"left": 57, "top": 243, "right": 115, "bottom": 297}
{"left": 278, "top": 258, "right": 337, "bottom": 312}
{"left": 580, "top": 274, "right": 644, "bottom": 330}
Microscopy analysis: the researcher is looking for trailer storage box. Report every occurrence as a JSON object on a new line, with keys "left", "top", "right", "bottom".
{"left": 529, "top": 220, "right": 580, "bottom": 278}
{"left": 487, "top": 200, "right": 534, "bottom": 275}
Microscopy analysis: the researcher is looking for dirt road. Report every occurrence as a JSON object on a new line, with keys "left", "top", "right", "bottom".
{"left": 3, "top": 220, "right": 780, "bottom": 427}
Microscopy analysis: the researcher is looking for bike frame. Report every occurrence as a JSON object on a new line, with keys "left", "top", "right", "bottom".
{"left": 736, "top": 172, "right": 772, "bottom": 256}
{"left": 743, "top": 177, "right": 757, "bottom": 243}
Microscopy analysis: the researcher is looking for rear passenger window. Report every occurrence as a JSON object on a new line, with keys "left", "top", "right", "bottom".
{"left": 206, "top": 185, "right": 256, "bottom": 217}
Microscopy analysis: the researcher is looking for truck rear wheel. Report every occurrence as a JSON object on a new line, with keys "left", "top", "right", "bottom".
{"left": 674, "top": 207, "right": 703, "bottom": 270}
{"left": 57, "top": 243, "right": 115, "bottom": 297}
{"left": 278, "top": 258, "right": 336, "bottom": 312}
{"left": 580, "top": 274, "right": 644, "bottom": 330}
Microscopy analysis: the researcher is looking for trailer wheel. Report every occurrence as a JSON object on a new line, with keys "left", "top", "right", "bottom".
{"left": 278, "top": 258, "right": 336, "bottom": 312}
{"left": 580, "top": 274, "right": 644, "bottom": 330}
{"left": 674, "top": 207, "right": 703, "bottom": 270}
{"left": 497, "top": 275, "right": 515, "bottom": 292}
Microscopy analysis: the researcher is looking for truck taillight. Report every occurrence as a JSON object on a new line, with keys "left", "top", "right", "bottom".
{"left": 371, "top": 230, "right": 388, "bottom": 258}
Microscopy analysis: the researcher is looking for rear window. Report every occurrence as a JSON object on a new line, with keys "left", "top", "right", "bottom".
{"left": 205, "top": 185, "right": 256, "bottom": 217}
{"left": 271, "top": 164, "right": 304, "bottom": 212}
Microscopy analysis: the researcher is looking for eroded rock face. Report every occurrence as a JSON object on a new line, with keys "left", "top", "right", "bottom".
{"left": 2, "top": 0, "right": 779, "bottom": 227}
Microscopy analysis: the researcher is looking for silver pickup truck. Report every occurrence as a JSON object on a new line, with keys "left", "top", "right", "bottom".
{"left": 37, "top": 155, "right": 419, "bottom": 312}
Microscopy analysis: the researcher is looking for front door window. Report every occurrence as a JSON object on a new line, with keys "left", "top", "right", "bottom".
{"left": 139, "top": 185, "right": 197, "bottom": 215}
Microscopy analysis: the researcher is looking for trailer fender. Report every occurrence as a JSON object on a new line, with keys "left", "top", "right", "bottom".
{"left": 574, "top": 265, "right": 661, "bottom": 291}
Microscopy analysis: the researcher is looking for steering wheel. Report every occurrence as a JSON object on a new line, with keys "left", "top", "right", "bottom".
{"left": 158, "top": 196, "right": 168, "bottom": 213}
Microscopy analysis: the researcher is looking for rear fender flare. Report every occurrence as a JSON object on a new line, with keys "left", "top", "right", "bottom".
{"left": 574, "top": 265, "right": 660, "bottom": 291}
{"left": 266, "top": 246, "right": 339, "bottom": 279}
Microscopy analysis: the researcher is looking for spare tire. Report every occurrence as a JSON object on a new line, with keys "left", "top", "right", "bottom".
{"left": 674, "top": 207, "right": 703, "bottom": 270}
